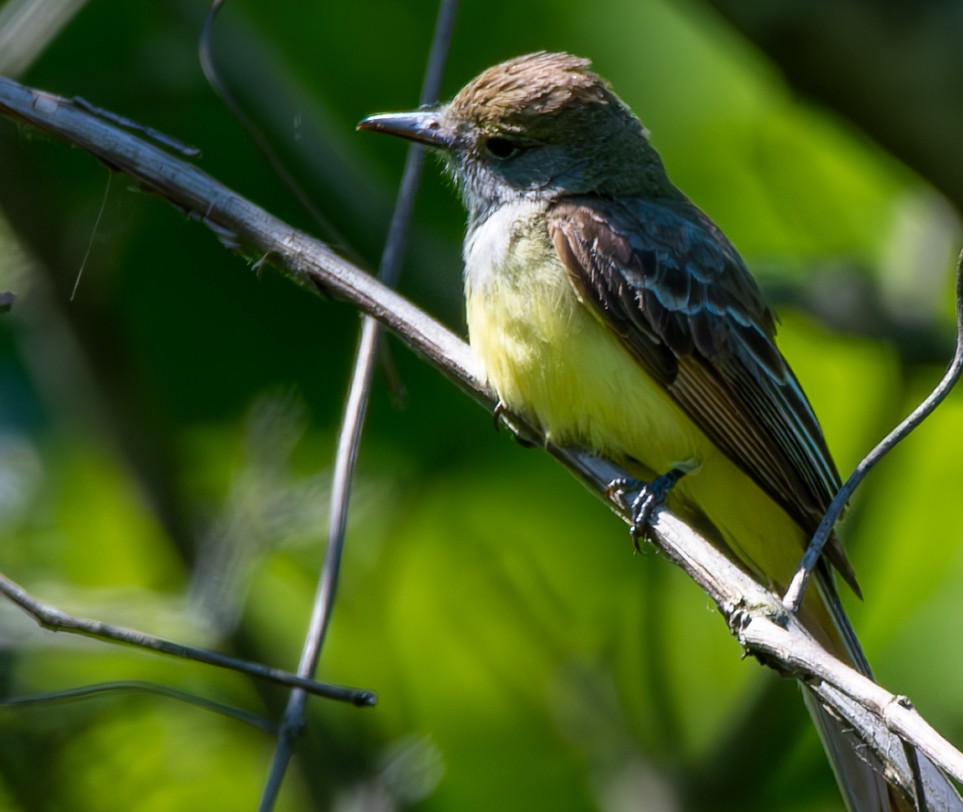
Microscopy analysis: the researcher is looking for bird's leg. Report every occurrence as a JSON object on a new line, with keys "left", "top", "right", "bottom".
{"left": 607, "top": 468, "right": 686, "bottom": 550}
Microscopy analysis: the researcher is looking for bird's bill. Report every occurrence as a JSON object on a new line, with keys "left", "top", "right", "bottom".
{"left": 357, "top": 110, "right": 454, "bottom": 149}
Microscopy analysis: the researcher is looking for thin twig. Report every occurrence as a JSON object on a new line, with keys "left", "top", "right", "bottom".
{"left": 2, "top": 679, "right": 276, "bottom": 732}
{"left": 0, "top": 571, "right": 375, "bottom": 706}
{"left": 783, "top": 250, "right": 963, "bottom": 614}
{"left": 72, "top": 96, "right": 201, "bottom": 157}
{"left": 256, "top": 4, "right": 457, "bottom": 809}
{"left": 70, "top": 168, "right": 111, "bottom": 301}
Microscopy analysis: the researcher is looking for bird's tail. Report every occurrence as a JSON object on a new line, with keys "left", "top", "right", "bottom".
{"left": 805, "top": 567, "right": 962, "bottom": 811}
{"left": 802, "top": 689, "right": 910, "bottom": 811}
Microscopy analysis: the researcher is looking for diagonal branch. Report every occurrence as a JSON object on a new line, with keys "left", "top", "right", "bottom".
{"left": 1, "top": 74, "right": 961, "bottom": 799}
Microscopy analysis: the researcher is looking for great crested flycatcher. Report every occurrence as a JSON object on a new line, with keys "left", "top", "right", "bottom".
{"left": 359, "top": 52, "right": 957, "bottom": 811}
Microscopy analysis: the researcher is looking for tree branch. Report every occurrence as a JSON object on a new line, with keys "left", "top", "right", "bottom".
{"left": 1, "top": 74, "right": 960, "bottom": 799}
{"left": 0, "top": 570, "right": 375, "bottom": 706}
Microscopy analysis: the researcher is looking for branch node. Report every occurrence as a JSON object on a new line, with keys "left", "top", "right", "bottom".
{"left": 892, "top": 694, "right": 916, "bottom": 712}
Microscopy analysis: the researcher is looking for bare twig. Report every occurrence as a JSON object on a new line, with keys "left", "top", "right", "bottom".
{"left": 784, "top": 250, "right": 963, "bottom": 614}
{"left": 1, "top": 73, "right": 961, "bottom": 798}
{"left": 72, "top": 96, "right": 201, "bottom": 157}
{"left": 2, "top": 680, "right": 276, "bottom": 732}
{"left": 256, "top": 3, "right": 458, "bottom": 809}
{"left": 0, "top": 570, "right": 375, "bottom": 706}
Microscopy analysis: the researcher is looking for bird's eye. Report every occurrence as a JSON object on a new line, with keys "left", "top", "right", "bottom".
{"left": 483, "top": 137, "right": 525, "bottom": 160}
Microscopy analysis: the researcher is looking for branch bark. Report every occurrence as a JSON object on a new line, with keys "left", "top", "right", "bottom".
{"left": 1, "top": 75, "right": 960, "bottom": 800}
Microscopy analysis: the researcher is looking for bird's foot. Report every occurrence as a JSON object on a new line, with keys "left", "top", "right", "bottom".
{"left": 607, "top": 468, "right": 686, "bottom": 550}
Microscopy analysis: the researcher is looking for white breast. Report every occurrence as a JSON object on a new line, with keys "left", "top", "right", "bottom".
{"left": 463, "top": 199, "right": 549, "bottom": 296}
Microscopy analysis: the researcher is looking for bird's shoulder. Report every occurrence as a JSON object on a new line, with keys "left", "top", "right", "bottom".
{"left": 546, "top": 195, "right": 781, "bottom": 368}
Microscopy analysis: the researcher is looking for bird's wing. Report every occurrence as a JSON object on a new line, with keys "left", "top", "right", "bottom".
{"left": 547, "top": 195, "right": 857, "bottom": 591}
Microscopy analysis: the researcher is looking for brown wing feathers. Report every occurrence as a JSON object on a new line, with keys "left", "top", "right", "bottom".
{"left": 548, "top": 196, "right": 858, "bottom": 592}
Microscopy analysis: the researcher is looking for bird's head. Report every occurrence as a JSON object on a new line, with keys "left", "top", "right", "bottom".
{"left": 359, "top": 52, "right": 673, "bottom": 223}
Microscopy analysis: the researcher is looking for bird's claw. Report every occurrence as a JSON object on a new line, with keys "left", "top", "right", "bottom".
{"left": 607, "top": 468, "right": 686, "bottom": 550}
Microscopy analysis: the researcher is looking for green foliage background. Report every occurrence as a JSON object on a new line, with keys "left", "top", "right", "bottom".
{"left": 0, "top": 1, "right": 961, "bottom": 810}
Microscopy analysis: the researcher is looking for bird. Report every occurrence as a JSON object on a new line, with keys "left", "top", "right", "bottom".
{"left": 358, "top": 51, "right": 957, "bottom": 811}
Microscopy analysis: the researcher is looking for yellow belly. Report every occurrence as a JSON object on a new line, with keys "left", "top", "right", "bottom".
{"left": 468, "top": 248, "right": 699, "bottom": 476}
{"left": 464, "top": 213, "right": 813, "bottom": 598}
{"left": 466, "top": 209, "right": 702, "bottom": 479}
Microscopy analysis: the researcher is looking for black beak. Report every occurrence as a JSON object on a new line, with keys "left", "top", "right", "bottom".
{"left": 357, "top": 110, "right": 454, "bottom": 150}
